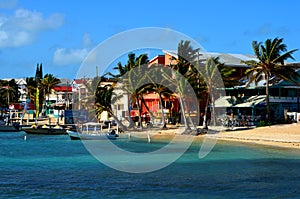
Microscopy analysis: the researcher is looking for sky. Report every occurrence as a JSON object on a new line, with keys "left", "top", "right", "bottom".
{"left": 0, "top": 0, "right": 300, "bottom": 80}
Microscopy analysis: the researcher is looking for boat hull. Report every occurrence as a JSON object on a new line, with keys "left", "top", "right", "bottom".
{"left": 0, "top": 125, "right": 21, "bottom": 132}
{"left": 23, "top": 127, "right": 67, "bottom": 135}
{"left": 67, "top": 130, "right": 117, "bottom": 140}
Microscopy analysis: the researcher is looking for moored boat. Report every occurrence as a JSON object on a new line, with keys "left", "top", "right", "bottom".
{"left": 23, "top": 125, "right": 67, "bottom": 135}
{"left": 0, "top": 124, "right": 21, "bottom": 132}
{"left": 67, "top": 129, "right": 118, "bottom": 140}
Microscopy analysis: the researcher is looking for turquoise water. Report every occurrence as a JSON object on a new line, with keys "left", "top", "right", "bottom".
{"left": 1, "top": 131, "right": 300, "bottom": 198}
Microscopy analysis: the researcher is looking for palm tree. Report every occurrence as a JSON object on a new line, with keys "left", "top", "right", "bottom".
{"left": 94, "top": 81, "right": 126, "bottom": 130}
{"left": 243, "top": 38, "right": 299, "bottom": 121}
{"left": 41, "top": 74, "right": 61, "bottom": 102}
{"left": 170, "top": 40, "right": 200, "bottom": 130}
{"left": 40, "top": 74, "right": 61, "bottom": 116}
{"left": 144, "top": 65, "right": 175, "bottom": 127}
{"left": 0, "top": 79, "right": 18, "bottom": 107}
{"left": 121, "top": 64, "right": 147, "bottom": 128}
{"left": 196, "top": 57, "right": 224, "bottom": 127}
{"left": 109, "top": 53, "right": 149, "bottom": 128}
{"left": 25, "top": 77, "right": 37, "bottom": 105}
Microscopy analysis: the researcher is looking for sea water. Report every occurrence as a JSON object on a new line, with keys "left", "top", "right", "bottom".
{"left": 1, "top": 131, "right": 300, "bottom": 199}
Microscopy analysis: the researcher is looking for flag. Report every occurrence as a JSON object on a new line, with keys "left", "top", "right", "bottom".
{"left": 36, "top": 87, "right": 39, "bottom": 118}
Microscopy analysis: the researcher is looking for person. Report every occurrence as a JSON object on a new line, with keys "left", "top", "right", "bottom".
{"left": 60, "top": 110, "right": 64, "bottom": 120}
{"left": 238, "top": 113, "right": 242, "bottom": 127}
{"left": 199, "top": 112, "right": 204, "bottom": 126}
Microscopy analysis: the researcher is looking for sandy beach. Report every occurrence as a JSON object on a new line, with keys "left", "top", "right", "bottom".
{"left": 128, "top": 123, "right": 300, "bottom": 150}
{"left": 215, "top": 123, "right": 300, "bottom": 150}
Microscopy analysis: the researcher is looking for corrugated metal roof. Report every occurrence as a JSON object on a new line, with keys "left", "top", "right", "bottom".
{"left": 163, "top": 50, "right": 257, "bottom": 67}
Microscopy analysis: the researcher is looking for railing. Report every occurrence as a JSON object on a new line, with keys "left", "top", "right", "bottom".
{"left": 270, "top": 96, "right": 298, "bottom": 103}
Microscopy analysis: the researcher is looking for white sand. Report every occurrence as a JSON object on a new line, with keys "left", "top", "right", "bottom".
{"left": 128, "top": 123, "right": 300, "bottom": 150}
{"left": 215, "top": 123, "right": 300, "bottom": 149}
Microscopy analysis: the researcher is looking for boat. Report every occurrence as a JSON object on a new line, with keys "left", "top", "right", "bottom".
{"left": 67, "top": 129, "right": 118, "bottom": 140}
{"left": 67, "top": 122, "right": 119, "bottom": 140}
{"left": 23, "top": 124, "right": 67, "bottom": 135}
{"left": 0, "top": 124, "right": 21, "bottom": 132}
{"left": 0, "top": 120, "right": 21, "bottom": 132}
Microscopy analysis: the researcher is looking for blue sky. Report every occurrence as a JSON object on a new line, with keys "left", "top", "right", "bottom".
{"left": 0, "top": 0, "right": 300, "bottom": 80}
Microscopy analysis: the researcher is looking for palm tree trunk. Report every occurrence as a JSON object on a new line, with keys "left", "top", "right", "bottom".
{"left": 135, "top": 96, "right": 143, "bottom": 128}
{"left": 7, "top": 89, "right": 10, "bottom": 106}
{"left": 203, "top": 93, "right": 210, "bottom": 129}
{"left": 266, "top": 75, "right": 271, "bottom": 121}
{"left": 179, "top": 95, "right": 190, "bottom": 130}
{"left": 158, "top": 92, "right": 166, "bottom": 127}
{"left": 211, "top": 91, "right": 216, "bottom": 126}
{"left": 127, "top": 95, "right": 135, "bottom": 128}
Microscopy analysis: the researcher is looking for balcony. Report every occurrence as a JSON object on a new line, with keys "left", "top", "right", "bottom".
{"left": 270, "top": 96, "right": 298, "bottom": 103}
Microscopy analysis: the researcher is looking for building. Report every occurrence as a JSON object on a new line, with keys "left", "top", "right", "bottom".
{"left": 3, "top": 78, "right": 27, "bottom": 103}
{"left": 149, "top": 50, "right": 300, "bottom": 123}
{"left": 215, "top": 69, "right": 300, "bottom": 122}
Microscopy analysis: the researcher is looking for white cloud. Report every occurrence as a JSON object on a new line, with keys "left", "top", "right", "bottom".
{"left": 53, "top": 48, "right": 89, "bottom": 66}
{"left": 0, "top": 8, "right": 64, "bottom": 48}
{"left": 53, "top": 33, "right": 96, "bottom": 66}
{"left": 0, "top": 0, "right": 18, "bottom": 9}
{"left": 82, "top": 32, "right": 93, "bottom": 47}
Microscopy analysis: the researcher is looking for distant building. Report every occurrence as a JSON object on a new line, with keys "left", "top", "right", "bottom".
{"left": 45, "top": 78, "right": 72, "bottom": 118}
{"left": 214, "top": 67, "right": 300, "bottom": 122}
{"left": 3, "top": 78, "right": 27, "bottom": 103}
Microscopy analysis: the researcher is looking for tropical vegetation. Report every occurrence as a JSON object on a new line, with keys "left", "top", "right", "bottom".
{"left": 1, "top": 37, "right": 299, "bottom": 130}
{"left": 243, "top": 38, "right": 300, "bottom": 121}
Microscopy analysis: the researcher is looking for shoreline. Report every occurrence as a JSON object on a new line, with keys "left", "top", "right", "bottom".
{"left": 215, "top": 123, "right": 300, "bottom": 150}
{"left": 125, "top": 123, "right": 300, "bottom": 150}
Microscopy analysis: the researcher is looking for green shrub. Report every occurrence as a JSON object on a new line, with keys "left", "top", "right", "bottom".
{"left": 257, "top": 120, "right": 272, "bottom": 127}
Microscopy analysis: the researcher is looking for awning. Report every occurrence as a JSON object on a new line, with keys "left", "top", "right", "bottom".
{"left": 213, "top": 95, "right": 266, "bottom": 108}
{"left": 234, "top": 96, "right": 266, "bottom": 108}
{"left": 214, "top": 96, "right": 234, "bottom": 108}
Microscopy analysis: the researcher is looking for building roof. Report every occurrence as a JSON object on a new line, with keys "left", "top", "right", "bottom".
{"left": 58, "top": 78, "right": 72, "bottom": 85}
{"left": 73, "top": 79, "right": 86, "bottom": 84}
{"left": 3, "top": 78, "right": 27, "bottom": 85}
{"left": 163, "top": 50, "right": 257, "bottom": 67}
{"left": 53, "top": 85, "right": 72, "bottom": 92}
{"left": 214, "top": 95, "right": 266, "bottom": 108}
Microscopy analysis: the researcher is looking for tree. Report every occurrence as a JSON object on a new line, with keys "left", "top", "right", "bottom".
{"left": 35, "top": 63, "right": 43, "bottom": 83}
{"left": 40, "top": 74, "right": 61, "bottom": 116}
{"left": 243, "top": 37, "right": 299, "bottom": 121}
{"left": 25, "top": 77, "right": 37, "bottom": 104}
{"left": 41, "top": 74, "right": 61, "bottom": 101}
{"left": 108, "top": 53, "right": 150, "bottom": 128}
{"left": 170, "top": 40, "right": 200, "bottom": 130}
{"left": 196, "top": 57, "right": 224, "bottom": 127}
{"left": 0, "top": 79, "right": 18, "bottom": 107}
{"left": 94, "top": 76, "right": 126, "bottom": 130}
{"left": 145, "top": 65, "right": 174, "bottom": 127}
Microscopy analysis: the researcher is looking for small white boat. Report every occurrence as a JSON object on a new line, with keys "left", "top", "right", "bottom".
{"left": 67, "top": 122, "right": 118, "bottom": 140}
{"left": 67, "top": 130, "right": 118, "bottom": 140}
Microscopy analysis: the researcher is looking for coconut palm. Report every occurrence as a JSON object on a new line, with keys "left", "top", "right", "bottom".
{"left": 243, "top": 38, "right": 299, "bottom": 121}
{"left": 94, "top": 80, "right": 126, "bottom": 130}
{"left": 170, "top": 40, "right": 200, "bottom": 130}
{"left": 109, "top": 53, "right": 150, "bottom": 128}
{"left": 144, "top": 65, "right": 175, "bottom": 127}
{"left": 0, "top": 79, "right": 18, "bottom": 107}
{"left": 25, "top": 77, "right": 37, "bottom": 105}
{"left": 41, "top": 74, "right": 61, "bottom": 103}
{"left": 196, "top": 57, "right": 224, "bottom": 127}
{"left": 40, "top": 74, "right": 61, "bottom": 117}
{"left": 121, "top": 64, "right": 147, "bottom": 128}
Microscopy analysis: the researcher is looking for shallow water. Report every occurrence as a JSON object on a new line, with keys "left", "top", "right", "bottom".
{"left": 1, "top": 131, "right": 300, "bottom": 198}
